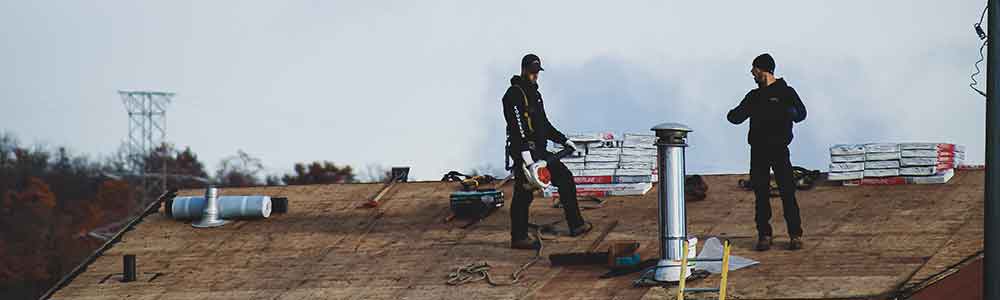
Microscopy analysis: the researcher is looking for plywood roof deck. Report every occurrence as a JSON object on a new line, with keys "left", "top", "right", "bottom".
{"left": 51, "top": 171, "right": 985, "bottom": 300}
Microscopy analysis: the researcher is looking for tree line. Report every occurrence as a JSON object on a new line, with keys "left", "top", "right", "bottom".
{"left": 0, "top": 132, "right": 360, "bottom": 300}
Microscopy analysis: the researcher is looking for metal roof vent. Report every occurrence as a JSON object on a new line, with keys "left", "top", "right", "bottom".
{"left": 192, "top": 186, "right": 228, "bottom": 228}
{"left": 651, "top": 122, "right": 695, "bottom": 282}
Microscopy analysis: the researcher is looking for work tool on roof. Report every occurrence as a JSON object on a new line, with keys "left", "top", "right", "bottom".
{"left": 441, "top": 171, "right": 506, "bottom": 227}
{"left": 522, "top": 147, "right": 576, "bottom": 191}
{"left": 548, "top": 221, "right": 628, "bottom": 267}
{"left": 359, "top": 167, "right": 410, "bottom": 208}
{"left": 737, "top": 166, "right": 820, "bottom": 196}
{"left": 441, "top": 171, "right": 497, "bottom": 191}
{"left": 446, "top": 228, "right": 544, "bottom": 286}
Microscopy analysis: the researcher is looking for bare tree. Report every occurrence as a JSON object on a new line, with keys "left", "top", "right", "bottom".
{"left": 361, "top": 163, "right": 393, "bottom": 183}
{"left": 215, "top": 150, "right": 265, "bottom": 187}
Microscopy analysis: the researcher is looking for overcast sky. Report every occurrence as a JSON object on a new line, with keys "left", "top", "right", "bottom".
{"left": 0, "top": 1, "right": 989, "bottom": 180}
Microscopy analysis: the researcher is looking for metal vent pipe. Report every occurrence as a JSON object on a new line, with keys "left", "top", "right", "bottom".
{"left": 122, "top": 255, "right": 136, "bottom": 282}
{"left": 193, "top": 186, "right": 227, "bottom": 228}
{"left": 651, "top": 122, "right": 693, "bottom": 282}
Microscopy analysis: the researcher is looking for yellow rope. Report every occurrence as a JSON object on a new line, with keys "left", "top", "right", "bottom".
{"left": 446, "top": 229, "right": 543, "bottom": 286}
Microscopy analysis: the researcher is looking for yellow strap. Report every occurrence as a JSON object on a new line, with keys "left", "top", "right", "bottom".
{"left": 678, "top": 240, "right": 689, "bottom": 300}
{"left": 512, "top": 85, "right": 534, "bottom": 132}
{"left": 719, "top": 240, "right": 731, "bottom": 300}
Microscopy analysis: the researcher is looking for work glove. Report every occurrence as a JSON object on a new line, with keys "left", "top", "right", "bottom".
{"left": 521, "top": 151, "right": 536, "bottom": 166}
{"left": 563, "top": 140, "right": 578, "bottom": 152}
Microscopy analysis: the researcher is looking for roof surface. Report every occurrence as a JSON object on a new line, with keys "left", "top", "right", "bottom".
{"left": 51, "top": 171, "right": 985, "bottom": 300}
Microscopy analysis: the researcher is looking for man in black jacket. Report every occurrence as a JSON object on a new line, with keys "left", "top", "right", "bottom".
{"left": 502, "top": 54, "right": 592, "bottom": 250}
{"left": 727, "top": 53, "right": 807, "bottom": 251}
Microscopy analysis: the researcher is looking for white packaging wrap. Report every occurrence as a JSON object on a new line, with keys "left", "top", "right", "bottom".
{"left": 864, "top": 168, "right": 900, "bottom": 178}
{"left": 620, "top": 155, "right": 656, "bottom": 163}
{"left": 579, "top": 169, "right": 616, "bottom": 176}
{"left": 901, "top": 150, "right": 938, "bottom": 158}
{"left": 899, "top": 143, "right": 938, "bottom": 150}
{"left": 619, "top": 161, "right": 654, "bottom": 169}
{"left": 588, "top": 147, "right": 622, "bottom": 156}
{"left": 865, "top": 160, "right": 900, "bottom": 169}
{"left": 830, "top": 163, "right": 864, "bottom": 172}
{"left": 828, "top": 171, "right": 864, "bottom": 181}
{"left": 831, "top": 154, "right": 866, "bottom": 163}
{"left": 586, "top": 154, "right": 620, "bottom": 162}
{"left": 830, "top": 144, "right": 866, "bottom": 156}
{"left": 866, "top": 152, "right": 901, "bottom": 161}
{"left": 865, "top": 143, "right": 900, "bottom": 153}
{"left": 616, "top": 168, "right": 654, "bottom": 176}
{"left": 622, "top": 133, "right": 657, "bottom": 149}
{"left": 622, "top": 147, "right": 657, "bottom": 157}
{"left": 586, "top": 162, "right": 619, "bottom": 169}
{"left": 900, "top": 166, "right": 937, "bottom": 176}
{"left": 900, "top": 157, "right": 938, "bottom": 167}
{"left": 906, "top": 169, "right": 955, "bottom": 184}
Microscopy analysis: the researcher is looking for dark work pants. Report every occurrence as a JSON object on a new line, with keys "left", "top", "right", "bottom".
{"left": 750, "top": 145, "right": 803, "bottom": 238}
{"left": 511, "top": 156, "right": 585, "bottom": 240}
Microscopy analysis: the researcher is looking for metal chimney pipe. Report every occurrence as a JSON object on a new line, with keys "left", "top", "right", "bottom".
{"left": 651, "top": 122, "right": 693, "bottom": 282}
{"left": 122, "top": 254, "right": 136, "bottom": 282}
{"left": 192, "top": 186, "right": 228, "bottom": 228}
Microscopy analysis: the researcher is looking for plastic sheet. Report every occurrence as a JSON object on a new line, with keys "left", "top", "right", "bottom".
{"left": 693, "top": 237, "right": 759, "bottom": 274}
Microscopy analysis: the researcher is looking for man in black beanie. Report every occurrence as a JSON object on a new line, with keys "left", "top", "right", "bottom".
{"left": 727, "top": 53, "right": 807, "bottom": 251}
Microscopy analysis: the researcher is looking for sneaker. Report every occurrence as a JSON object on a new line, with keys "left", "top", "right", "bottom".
{"left": 788, "top": 236, "right": 804, "bottom": 251}
{"left": 754, "top": 236, "right": 773, "bottom": 251}
{"left": 511, "top": 236, "right": 541, "bottom": 250}
{"left": 569, "top": 222, "right": 593, "bottom": 237}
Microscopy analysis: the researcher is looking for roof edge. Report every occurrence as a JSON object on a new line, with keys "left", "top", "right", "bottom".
{"left": 38, "top": 190, "right": 176, "bottom": 300}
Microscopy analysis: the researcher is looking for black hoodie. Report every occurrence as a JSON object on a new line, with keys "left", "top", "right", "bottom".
{"left": 727, "top": 78, "right": 807, "bottom": 146}
{"left": 502, "top": 75, "right": 568, "bottom": 163}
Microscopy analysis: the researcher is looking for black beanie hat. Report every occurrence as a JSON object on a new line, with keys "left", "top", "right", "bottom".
{"left": 753, "top": 53, "right": 775, "bottom": 74}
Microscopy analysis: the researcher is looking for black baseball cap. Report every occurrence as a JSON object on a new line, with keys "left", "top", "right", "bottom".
{"left": 521, "top": 54, "right": 544, "bottom": 72}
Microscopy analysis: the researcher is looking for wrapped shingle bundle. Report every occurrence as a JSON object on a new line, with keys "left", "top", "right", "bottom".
{"left": 552, "top": 132, "right": 659, "bottom": 197}
{"left": 828, "top": 144, "right": 867, "bottom": 181}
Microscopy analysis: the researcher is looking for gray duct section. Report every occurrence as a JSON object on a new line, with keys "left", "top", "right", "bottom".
{"left": 172, "top": 195, "right": 273, "bottom": 220}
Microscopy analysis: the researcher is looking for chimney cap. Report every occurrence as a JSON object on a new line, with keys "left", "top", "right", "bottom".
{"left": 651, "top": 122, "right": 692, "bottom": 133}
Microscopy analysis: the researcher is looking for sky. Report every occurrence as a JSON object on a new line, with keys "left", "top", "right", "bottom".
{"left": 0, "top": 1, "right": 989, "bottom": 180}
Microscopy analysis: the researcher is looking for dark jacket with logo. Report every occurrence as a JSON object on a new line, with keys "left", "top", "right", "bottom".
{"left": 502, "top": 75, "right": 568, "bottom": 164}
{"left": 727, "top": 78, "right": 807, "bottom": 146}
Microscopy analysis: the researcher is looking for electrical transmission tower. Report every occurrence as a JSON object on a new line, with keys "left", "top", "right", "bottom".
{"left": 120, "top": 90, "right": 173, "bottom": 202}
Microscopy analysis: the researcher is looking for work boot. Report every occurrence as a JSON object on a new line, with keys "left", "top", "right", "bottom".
{"left": 788, "top": 236, "right": 804, "bottom": 251}
{"left": 754, "top": 236, "right": 772, "bottom": 251}
{"left": 511, "top": 236, "right": 541, "bottom": 250}
{"left": 569, "top": 221, "right": 593, "bottom": 237}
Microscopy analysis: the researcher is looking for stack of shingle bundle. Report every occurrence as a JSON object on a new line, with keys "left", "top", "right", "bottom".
{"left": 863, "top": 143, "right": 901, "bottom": 178}
{"left": 828, "top": 144, "right": 866, "bottom": 181}
{"left": 544, "top": 132, "right": 657, "bottom": 198}
{"left": 899, "top": 143, "right": 966, "bottom": 176}
{"left": 828, "top": 142, "right": 964, "bottom": 186}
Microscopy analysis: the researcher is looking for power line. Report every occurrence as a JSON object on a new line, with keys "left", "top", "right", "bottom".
{"left": 972, "top": 2, "right": 989, "bottom": 98}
